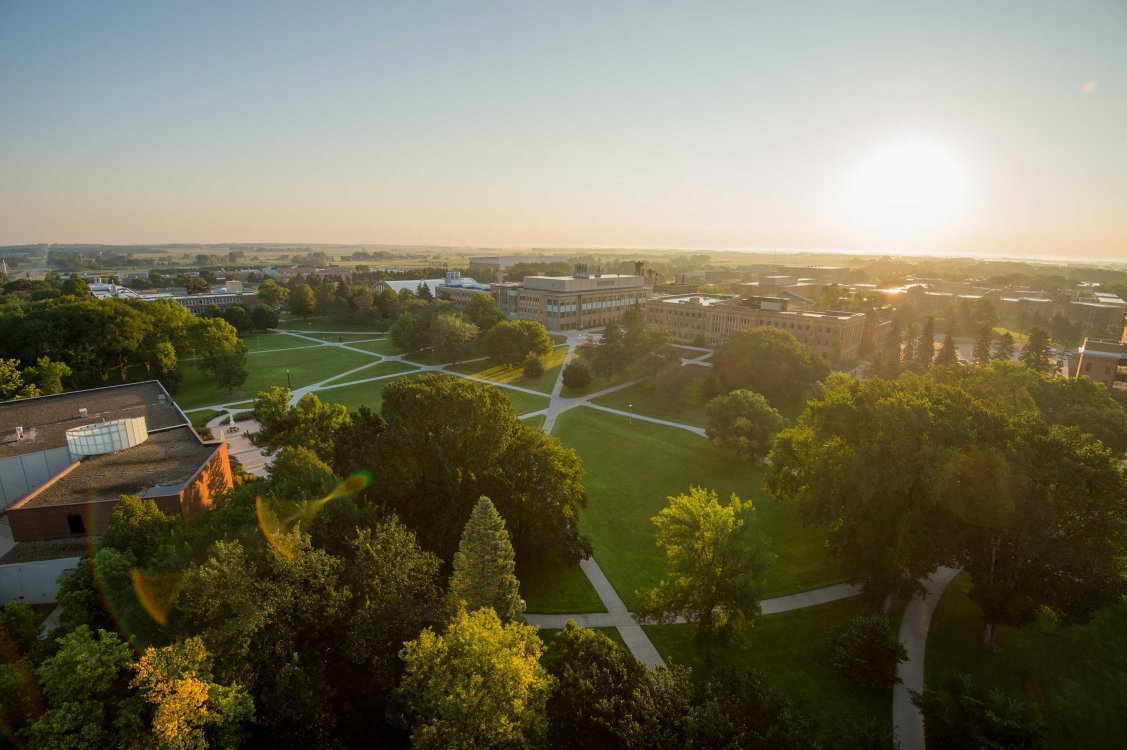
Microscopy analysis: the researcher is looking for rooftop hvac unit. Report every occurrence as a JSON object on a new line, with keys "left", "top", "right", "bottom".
{"left": 65, "top": 416, "right": 148, "bottom": 458}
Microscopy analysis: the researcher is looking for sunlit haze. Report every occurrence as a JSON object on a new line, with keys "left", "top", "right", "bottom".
{"left": 1, "top": 1, "right": 1125, "bottom": 261}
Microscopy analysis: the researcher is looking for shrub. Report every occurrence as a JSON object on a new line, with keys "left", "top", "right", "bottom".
{"left": 522, "top": 355, "right": 545, "bottom": 379}
{"left": 912, "top": 673, "right": 1045, "bottom": 749}
{"left": 830, "top": 614, "right": 907, "bottom": 690}
{"left": 562, "top": 361, "right": 592, "bottom": 390}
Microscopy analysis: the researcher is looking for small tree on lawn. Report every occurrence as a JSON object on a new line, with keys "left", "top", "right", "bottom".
{"left": 522, "top": 355, "right": 544, "bottom": 379}
{"left": 637, "top": 487, "right": 774, "bottom": 662}
{"left": 447, "top": 496, "right": 524, "bottom": 623}
{"left": 562, "top": 361, "right": 592, "bottom": 390}
{"left": 831, "top": 614, "right": 907, "bottom": 690}
{"left": 705, "top": 389, "right": 785, "bottom": 463}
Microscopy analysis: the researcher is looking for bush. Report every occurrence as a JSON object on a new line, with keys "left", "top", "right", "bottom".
{"left": 562, "top": 361, "right": 592, "bottom": 390}
{"left": 830, "top": 614, "right": 907, "bottom": 690}
{"left": 912, "top": 673, "right": 1045, "bottom": 750}
{"left": 522, "top": 355, "right": 545, "bottom": 379}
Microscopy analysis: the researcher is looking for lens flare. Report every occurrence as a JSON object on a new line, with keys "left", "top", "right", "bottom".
{"left": 256, "top": 471, "right": 372, "bottom": 559}
{"left": 131, "top": 569, "right": 186, "bottom": 626}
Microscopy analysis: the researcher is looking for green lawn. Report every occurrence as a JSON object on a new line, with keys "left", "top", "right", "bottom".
{"left": 517, "top": 557, "right": 605, "bottom": 614}
{"left": 316, "top": 360, "right": 417, "bottom": 387}
{"left": 241, "top": 332, "right": 321, "bottom": 352}
{"left": 447, "top": 346, "right": 570, "bottom": 394}
{"left": 188, "top": 409, "right": 225, "bottom": 428}
{"left": 317, "top": 372, "right": 548, "bottom": 417}
{"left": 301, "top": 332, "right": 385, "bottom": 343}
{"left": 590, "top": 374, "right": 710, "bottom": 428}
{"left": 553, "top": 408, "right": 841, "bottom": 609}
{"left": 646, "top": 596, "right": 888, "bottom": 730}
{"left": 348, "top": 339, "right": 403, "bottom": 356}
{"left": 926, "top": 573, "right": 1127, "bottom": 749}
{"left": 521, "top": 414, "right": 547, "bottom": 430}
{"left": 275, "top": 317, "right": 381, "bottom": 333}
{"left": 175, "top": 347, "right": 376, "bottom": 410}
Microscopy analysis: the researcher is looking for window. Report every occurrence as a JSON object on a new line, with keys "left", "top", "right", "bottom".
{"left": 67, "top": 514, "right": 85, "bottom": 534}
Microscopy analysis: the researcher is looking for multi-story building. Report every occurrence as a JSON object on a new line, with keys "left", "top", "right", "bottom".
{"left": 1074, "top": 338, "right": 1127, "bottom": 400}
{"left": 496, "top": 265, "right": 649, "bottom": 332}
{"left": 645, "top": 293, "right": 866, "bottom": 364}
{"left": 434, "top": 272, "right": 495, "bottom": 309}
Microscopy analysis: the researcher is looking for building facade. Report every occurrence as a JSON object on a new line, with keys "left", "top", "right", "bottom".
{"left": 1074, "top": 338, "right": 1127, "bottom": 400}
{"left": 645, "top": 294, "right": 866, "bottom": 363}
{"left": 497, "top": 265, "right": 648, "bottom": 332}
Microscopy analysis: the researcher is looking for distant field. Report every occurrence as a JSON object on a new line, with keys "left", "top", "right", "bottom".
{"left": 926, "top": 573, "right": 1127, "bottom": 749}
{"left": 175, "top": 346, "right": 375, "bottom": 410}
{"left": 647, "top": 596, "right": 888, "bottom": 731}
{"left": 553, "top": 407, "right": 842, "bottom": 608}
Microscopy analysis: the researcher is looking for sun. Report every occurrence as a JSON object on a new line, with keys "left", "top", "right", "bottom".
{"left": 844, "top": 140, "right": 969, "bottom": 239}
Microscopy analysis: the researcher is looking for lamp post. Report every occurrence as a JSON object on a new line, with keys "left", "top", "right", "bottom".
{"left": 286, "top": 369, "right": 292, "bottom": 389}
{"left": 628, "top": 403, "right": 633, "bottom": 425}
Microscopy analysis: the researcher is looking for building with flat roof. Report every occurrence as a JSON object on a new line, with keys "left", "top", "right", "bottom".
{"left": 374, "top": 278, "right": 448, "bottom": 296}
{"left": 1074, "top": 338, "right": 1127, "bottom": 401}
{"left": 645, "top": 294, "right": 866, "bottom": 364}
{"left": 0, "top": 382, "right": 232, "bottom": 543}
{"left": 497, "top": 264, "right": 649, "bottom": 331}
{"left": 434, "top": 272, "right": 495, "bottom": 309}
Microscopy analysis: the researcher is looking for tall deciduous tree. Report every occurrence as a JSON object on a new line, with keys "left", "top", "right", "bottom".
{"left": 447, "top": 497, "right": 524, "bottom": 622}
{"left": 705, "top": 389, "right": 786, "bottom": 463}
{"left": 389, "top": 311, "right": 431, "bottom": 353}
{"left": 188, "top": 317, "right": 247, "bottom": 390}
{"left": 464, "top": 292, "right": 504, "bottom": 331}
{"left": 430, "top": 314, "right": 480, "bottom": 364}
{"left": 396, "top": 608, "right": 553, "bottom": 750}
{"left": 637, "top": 487, "right": 774, "bottom": 659}
{"left": 482, "top": 320, "right": 552, "bottom": 366}
{"left": 288, "top": 283, "right": 316, "bottom": 319}
{"left": 713, "top": 327, "right": 829, "bottom": 416}
{"left": 252, "top": 388, "right": 350, "bottom": 465}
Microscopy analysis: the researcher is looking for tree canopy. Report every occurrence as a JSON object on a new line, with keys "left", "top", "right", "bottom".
{"left": 712, "top": 327, "right": 829, "bottom": 416}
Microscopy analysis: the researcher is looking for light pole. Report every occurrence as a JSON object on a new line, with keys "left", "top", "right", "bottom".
{"left": 628, "top": 403, "right": 633, "bottom": 425}
{"left": 286, "top": 369, "right": 292, "bottom": 389}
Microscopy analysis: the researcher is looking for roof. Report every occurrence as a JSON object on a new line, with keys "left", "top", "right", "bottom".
{"left": 19, "top": 426, "right": 217, "bottom": 508}
{"left": 378, "top": 278, "right": 447, "bottom": 294}
{"left": 0, "top": 382, "right": 186, "bottom": 459}
{"left": 0, "top": 538, "right": 89, "bottom": 565}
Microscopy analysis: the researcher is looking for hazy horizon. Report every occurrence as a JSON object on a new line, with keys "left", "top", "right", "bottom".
{"left": 2, "top": 1, "right": 1125, "bottom": 261}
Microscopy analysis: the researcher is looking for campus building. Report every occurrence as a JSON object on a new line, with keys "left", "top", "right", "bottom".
{"left": 1074, "top": 338, "right": 1127, "bottom": 401}
{"left": 434, "top": 272, "right": 495, "bottom": 309}
{"left": 645, "top": 294, "right": 866, "bottom": 364}
{"left": 495, "top": 265, "right": 649, "bottom": 332}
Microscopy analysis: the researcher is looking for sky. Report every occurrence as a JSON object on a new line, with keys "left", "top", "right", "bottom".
{"left": 1, "top": 1, "right": 1125, "bottom": 261}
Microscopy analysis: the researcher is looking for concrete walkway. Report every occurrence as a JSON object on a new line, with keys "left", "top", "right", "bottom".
{"left": 578, "top": 557, "right": 667, "bottom": 669}
{"left": 893, "top": 566, "right": 960, "bottom": 750}
{"left": 205, "top": 415, "right": 272, "bottom": 477}
{"left": 583, "top": 402, "right": 708, "bottom": 437}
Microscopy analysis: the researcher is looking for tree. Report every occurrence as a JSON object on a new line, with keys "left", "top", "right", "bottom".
{"left": 183, "top": 276, "right": 211, "bottom": 294}
{"left": 956, "top": 417, "right": 1127, "bottom": 650}
{"left": 396, "top": 608, "right": 552, "bottom": 749}
{"left": 935, "top": 334, "right": 959, "bottom": 366}
{"left": 267, "top": 446, "right": 339, "bottom": 501}
{"left": 415, "top": 281, "right": 433, "bottom": 301}
{"left": 637, "top": 487, "right": 774, "bottom": 659}
{"left": 214, "top": 351, "right": 248, "bottom": 391}
{"left": 430, "top": 314, "right": 479, "bottom": 364}
{"left": 253, "top": 388, "right": 350, "bottom": 465}
{"left": 562, "top": 360, "right": 592, "bottom": 390}
{"left": 255, "top": 278, "right": 288, "bottom": 307}
{"left": 188, "top": 317, "right": 247, "bottom": 389}
{"left": 222, "top": 304, "right": 254, "bottom": 335}
{"left": 912, "top": 673, "right": 1045, "bottom": 750}
{"left": 705, "top": 390, "right": 786, "bottom": 463}
{"left": 147, "top": 341, "right": 181, "bottom": 393}
{"left": 522, "top": 354, "right": 544, "bottom": 378}
{"left": 101, "top": 495, "right": 182, "bottom": 565}
{"left": 1018, "top": 327, "right": 1054, "bottom": 373}
{"left": 250, "top": 303, "right": 279, "bottom": 331}
{"left": 916, "top": 316, "right": 936, "bottom": 368}
{"left": 22, "top": 356, "right": 71, "bottom": 394}
{"left": 465, "top": 292, "right": 504, "bottom": 331}
{"left": 712, "top": 327, "right": 829, "bottom": 416}
{"left": 971, "top": 325, "right": 993, "bottom": 366}
{"left": 0, "top": 601, "right": 43, "bottom": 658}
{"left": 542, "top": 622, "right": 648, "bottom": 750}
{"left": 389, "top": 311, "right": 431, "bottom": 353}
{"left": 288, "top": 282, "right": 316, "bottom": 319}
{"left": 447, "top": 497, "right": 524, "bottom": 622}
{"left": 482, "top": 320, "right": 552, "bottom": 366}
{"left": 993, "top": 331, "right": 1016, "bottom": 361}
{"left": 0, "top": 358, "right": 38, "bottom": 400}
{"left": 830, "top": 614, "right": 907, "bottom": 690}
{"left": 872, "top": 319, "right": 902, "bottom": 379}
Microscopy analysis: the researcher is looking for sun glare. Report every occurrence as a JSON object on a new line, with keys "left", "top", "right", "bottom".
{"left": 844, "top": 140, "right": 969, "bottom": 239}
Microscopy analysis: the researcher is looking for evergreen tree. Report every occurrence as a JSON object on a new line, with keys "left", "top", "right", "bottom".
{"left": 917, "top": 317, "right": 937, "bottom": 365}
{"left": 935, "top": 334, "right": 959, "bottom": 366}
{"left": 447, "top": 496, "right": 525, "bottom": 622}
{"left": 1019, "top": 328, "right": 1054, "bottom": 373}
{"left": 971, "top": 325, "right": 993, "bottom": 366}
{"left": 873, "top": 319, "right": 901, "bottom": 379}
{"left": 993, "top": 332, "right": 1016, "bottom": 361}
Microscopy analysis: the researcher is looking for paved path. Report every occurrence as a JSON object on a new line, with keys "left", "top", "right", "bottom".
{"left": 583, "top": 402, "right": 707, "bottom": 437}
{"left": 894, "top": 566, "right": 960, "bottom": 750}
{"left": 205, "top": 416, "right": 272, "bottom": 477}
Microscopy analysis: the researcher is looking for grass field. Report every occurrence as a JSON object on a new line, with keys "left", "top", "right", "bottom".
{"left": 317, "top": 372, "right": 548, "bottom": 417}
{"left": 344, "top": 339, "right": 402, "bottom": 356}
{"left": 275, "top": 317, "right": 381, "bottom": 333}
{"left": 646, "top": 596, "right": 889, "bottom": 730}
{"left": 447, "top": 346, "right": 570, "bottom": 394}
{"left": 175, "top": 346, "right": 376, "bottom": 410}
{"left": 553, "top": 408, "right": 841, "bottom": 608}
{"left": 521, "top": 414, "right": 547, "bottom": 429}
{"left": 299, "top": 332, "right": 384, "bottom": 343}
{"left": 925, "top": 573, "right": 1127, "bottom": 749}
{"left": 517, "top": 557, "right": 605, "bottom": 614}
{"left": 240, "top": 333, "right": 322, "bottom": 352}
{"left": 590, "top": 374, "right": 710, "bottom": 428}
{"left": 188, "top": 409, "right": 224, "bottom": 428}
{"left": 316, "top": 360, "right": 416, "bottom": 387}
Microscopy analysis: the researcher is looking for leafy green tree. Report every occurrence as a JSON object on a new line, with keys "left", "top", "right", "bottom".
{"left": 222, "top": 304, "right": 254, "bottom": 335}
{"left": 266, "top": 446, "right": 339, "bottom": 501}
{"left": 429, "top": 313, "right": 479, "bottom": 364}
{"left": 705, "top": 389, "right": 786, "bottom": 463}
{"left": 101, "top": 495, "right": 183, "bottom": 566}
{"left": 542, "top": 622, "right": 648, "bottom": 750}
{"left": 562, "top": 360, "right": 592, "bottom": 390}
{"left": 465, "top": 292, "right": 504, "bottom": 331}
{"left": 637, "top": 487, "right": 774, "bottom": 659}
{"left": 971, "top": 325, "right": 993, "bottom": 365}
{"left": 522, "top": 354, "right": 545, "bottom": 378}
{"left": 188, "top": 317, "right": 247, "bottom": 389}
{"left": 0, "top": 358, "right": 38, "bottom": 400}
{"left": 22, "top": 356, "right": 71, "bottom": 394}
{"left": 830, "top": 614, "right": 907, "bottom": 690}
{"left": 288, "top": 282, "right": 316, "bottom": 319}
{"left": 1018, "top": 327, "right": 1054, "bottom": 373}
{"left": 252, "top": 388, "right": 350, "bottom": 465}
{"left": 993, "top": 331, "right": 1016, "bottom": 361}
{"left": 0, "top": 601, "right": 42, "bottom": 659}
{"left": 249, "top": 304, "right": 278, "bottom": 331}
{"left": 389, "top": 311, "right": 431, "bottom": 353}
{"left": 146, "top": 341, "right": 181, "bottom": 393}
{"left": 214, "top": 351, "right": 248, "bottom": 391}
{"left": 396, "top": 607, "right": 553, "bottom": 749}
{"left": 935, "top": 334, "right": 959, "bottom": 366}
{"left": 912, "top": 673, "right": 1045, "bottom": 750}
{"left": 482, "top": 320, "right": 552, "bottom": 366}
{"left": 255, "top": 278, "right": 288, "bottom": 308}
{"left": 713, "top": 327, "right": 829, "bottom": 416}
{"left": 447, "top": 497, "right": 524, "bottom": 622}
{"left": 1025, "top": 373, "right": 1127, "bottom": 453}
{"left": 872, "top": 319, "right": 902, "bottom": 379}
{"left": 183, "top": 276, "right": 211, "bottom": 294}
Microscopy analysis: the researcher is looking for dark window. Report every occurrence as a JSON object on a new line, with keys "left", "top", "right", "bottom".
{"left": 67, "top": 514, "right": 85, "bottom": 534}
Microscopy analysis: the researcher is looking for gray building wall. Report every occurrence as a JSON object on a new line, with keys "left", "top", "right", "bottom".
{"left": 0, "top": 448, "right": 74, "bottom": 510}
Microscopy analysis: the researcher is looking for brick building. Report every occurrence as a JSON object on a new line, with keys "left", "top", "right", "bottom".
{"left": 1073, "top": 338, "right": 1127, "bottom": 401}
{"left": 495, "top": 264, "right": 649, "bottom": 332}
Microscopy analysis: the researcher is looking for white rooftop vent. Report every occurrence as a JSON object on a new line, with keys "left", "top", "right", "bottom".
{"left": 66, "top": 416, "right": 148, "bottom": 458}
{"left": 78, "top": 407, "right": 88, "bottom": 418}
